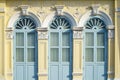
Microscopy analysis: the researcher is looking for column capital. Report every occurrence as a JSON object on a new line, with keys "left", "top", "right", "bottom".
{"left": 72, "top": 27, "right": 83, "bottom": 31}
{"left": 72, "top": 27, "right": 83, "bottom": 39}
{"left": 36, "top": 27, "right": 48, "bottom": 40}
{"left": 5, "top": 27, "right": 14, "bottom": 39}
{"left": 106, "top": 25, "right": 114, "bottom": 30}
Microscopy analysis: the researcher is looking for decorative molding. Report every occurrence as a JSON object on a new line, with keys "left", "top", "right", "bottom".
{"left": 38, "top": 73, "right": 48, "bottom": 76}
{"left": 0, "top": 8, "right": 5, "bottom": 13}
{"left": 86, "top": 4, "right": 100, "bottom": 15}
{"left": 116, "top": 8, "right": 120, "bottom": 12}
{"left": 72, "top": 72, "right": 82, "bottom": 76}
{"left": 107, "top": 71, "right": 114, "bottom": 75}
{"left": 73, "top": 8, "right": 81, "bottom": 18}
{"left": 37, "top": 10, "right": 47, "bottom": 18}
{"left": 107, "top": 25, "right": 114, "bottom": 30}
{"left": 37, "top": 8, "right": 47, "bottom": 19}
{"left": 91, "top": 4, "right": 100, "bottom": 14}
{"left": 114, "top": 78, "right": 120, "bottom": 80}
{"left": 107, "top": 25, "right": 114, "bottom": 39}
{"left": 55, "top": 5, "right": 64, "bottom": 15}
{"left": 0, "top": 78, "right": 5, "bottom": 80}
{"left": 73, "top": 27, "right": 83, "bottom": 39}
{"left": 5, "top": 27, "right": 14, "bottom": 39}
{"left": 107, "top": 78, "right": 114, "bottom": 80}
{"left": 7, "top": 72, "right": 13, "bottom": 76}
{"left": 36, "top": 27, "right": 48, "bottom": 40}
{"left": 108, "top": 30, "right": 114, "bottom": 39}
{"left": 19, "top": 5, "right": 29, "bottom": 15}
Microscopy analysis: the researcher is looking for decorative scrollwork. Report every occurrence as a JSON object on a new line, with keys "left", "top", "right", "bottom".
{"left": 50, "top": 16, "right": 71, "bottom": 29}
{"left": 85, "top": 18, "right": 106, "bottom": 29}
{"left": 15, "top": 17, "right": 36, "bottom": 29}
{"left": 5, "top": 27, "right": 13, "bottom": 39}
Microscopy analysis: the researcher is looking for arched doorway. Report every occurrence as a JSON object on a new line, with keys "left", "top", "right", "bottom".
{"left": 83, "top": 17, "right": 108, "bottom": 80}
{"left": 48, "top": 16, "right": 73, "bottom": 80}
{"left": 13, "top": 16, "right": 38, "bottom": 80}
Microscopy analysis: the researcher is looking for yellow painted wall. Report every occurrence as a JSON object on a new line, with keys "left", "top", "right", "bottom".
{"left": 73, "top": 39, "right": 83, "bottom": 80}
{"left": 0, "top": 0, "right": 116, "bottom": 80}
{"left": 38, "top": 39, "right": 48, "bottom": 80}
{"left": 115, "top": 0, "right": 120, "bottom": 79}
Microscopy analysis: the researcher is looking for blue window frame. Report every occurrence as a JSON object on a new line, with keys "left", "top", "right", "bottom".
{"left": 49, "top": 16, "right": 73, "bottom": 80}
{"left": 13, "top": 16, "right": 38, "bottom": 80}
{"left": 84, "top": 17, "right": 108, "bottom": 80}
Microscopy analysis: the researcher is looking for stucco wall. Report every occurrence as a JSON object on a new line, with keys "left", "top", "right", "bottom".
{"left": 0, "top": 0, "right": 116, "bottom": 80}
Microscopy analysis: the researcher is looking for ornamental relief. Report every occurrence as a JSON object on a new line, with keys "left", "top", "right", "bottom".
{"left": 7, "top": 4, "right": 110, "bottom": 24}
{"left": 38, "top": 32, "right": 48, "bottom": 40}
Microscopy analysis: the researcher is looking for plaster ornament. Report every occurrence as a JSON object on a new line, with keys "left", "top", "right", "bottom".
{"left": 19, "top": 5, "right": 29, "bottom": 15}
{"left": 55, "top": 5, "right": 64, "bottom": 15}
{"left": 73, "top": 8, "right": 81, "bottom": 19}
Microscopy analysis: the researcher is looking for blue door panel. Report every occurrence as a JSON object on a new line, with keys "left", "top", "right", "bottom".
{"left": 16, "top": 65, "right": 24, "bottom": 80}
{"left": 62, "top": 66, "right": 70, "bottom": 80}
{"left": 27, "top": 65, "right": 37, "bottom": 80}
{"left": 14, "top": 31, "right": 38, "bottom": 80}
{"left": 50, "top": 65, "right": 59, "bottom": 80}
{"left": 84, "top": 29, "right": 107, "bottom": 80}
{"left": 97, "top": 66, "right": 105, "bottom": 80}
{"left": 49, "top": 29, "right": 72, "bottom": 80}
{"left": 85, "top": 65, "right": 94, "bottom": 80}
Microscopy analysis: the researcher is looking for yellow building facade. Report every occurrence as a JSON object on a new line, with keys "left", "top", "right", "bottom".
{"left": 0, "top": 0, "right": 119, "bottom": 80}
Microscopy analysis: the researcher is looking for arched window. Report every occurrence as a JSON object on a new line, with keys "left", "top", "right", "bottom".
{"left": 14, "top": 16, "right": 38, "bottom": 80}
{"left": 85, "top": 17, "right": 106, "bottom": 29}
{"left": 49, "top": 16, "right": 73, "bottom": 80}
{"left": 50, "top": 16, "right": 71, "bottom": 29}
{"left": 15, "top": 16, "right": 36, "bottom": 29}
{"left": 84, "top": 17, "right": 107, "bottom": 80}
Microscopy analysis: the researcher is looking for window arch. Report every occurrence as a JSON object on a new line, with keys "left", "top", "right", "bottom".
{"left": 85, "top": 17, "right": 106, "bottom": 29}
{"left": 48, "top": 15, "right": 73, "bottom": 80}
{"left": 49, "top": 16, "right": 71, "bottom": 29}
{"left": 13, "top": 15, "right": 38, "bottom": 80}
{"left": 83, "top": 16, "right": 108, "bottom": 80}
{"left": 15, "top": 16, "right": 37, "bottom": 29}
{"left": 49, "top": 16, "right": 71, "bottom": 30}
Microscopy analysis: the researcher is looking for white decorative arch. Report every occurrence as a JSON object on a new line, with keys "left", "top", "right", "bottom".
{"left": 78, "top": 10, "right": 113, "bottom": 29}
{"left": 7, "top": 12, "right": 41, "bottom": 28}
{"left": 42, "top": 12, "right": 77, "bottom": 28}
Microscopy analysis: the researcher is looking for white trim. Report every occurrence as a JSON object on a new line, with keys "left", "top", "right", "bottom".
{"left": 114, "top": 78, "right": 120, "bottom": 80}
{"left": 7, "top": 12, "right": 41, "bottom": 28}
{"left": 0, "top": 78, "right": 5, "bottom": 80}
{"left": 107, "top": 78, "right": 114, "bottom": 80}
{"left": 108, "top": 30, "right": 114, "bottom": 39}
{"left": 72, "top": 72, "right": 82, "bottom": 76}
{"left": 79, "top": 10, "right": 113, "bottom": 29}
{"left": 107, "top": 71, "right": 114, "bottom": 75}
{"left": 42, "top": 12, "right": 77, "bottom": 28}
{"left": 116, "top": 8, "right": 120, "bottom": 12}
{"left": 55, "top": 5, "right": 64, "bottom": 15}
{"left": 0, "top": 8, "right": 5, "bottom": 13}
{"left": 7, "top": 72, "right": 13, "bottom": 76}
{"left": 19, "top": 5, "right": 29, "bottom": 15}
{"left": 38, "top": 73, "right": 48, "bottom": 76}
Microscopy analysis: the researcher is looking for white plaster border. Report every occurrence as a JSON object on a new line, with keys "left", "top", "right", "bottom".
{"left": 0, "top": 8, "right": 5, "bottom": 13}
{"left": 114, "top": 78, "right": 120, "bottom": 80}
{"left": 38, "top": 73, "right": 48, "bottom": 76}
{"left": 7, "top": 12, "right": 41, "bottom": 29}
{"left": 107, "top": 78, "right": 114, "bottom": 80}
{"left": 42, "top": 12, "right": 77, "bottom": 28}
{"left": 116, "top": 8, "right": 120, "bottom": 12}
{"left": 78, "top": 10, "right": 113, "bottom": 29}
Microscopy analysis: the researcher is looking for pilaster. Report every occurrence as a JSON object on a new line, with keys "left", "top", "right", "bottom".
{"left": 72, "top": 27, "right": 83, "bottom": 80}
{"left": 37, "top": 27, "right": 48, "bottom": 80}
{"left": 107, "top": 25, "right": 115, "bottom": 79}
{"left": 5, "top": 27, "right": 14, "bottom": 80}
